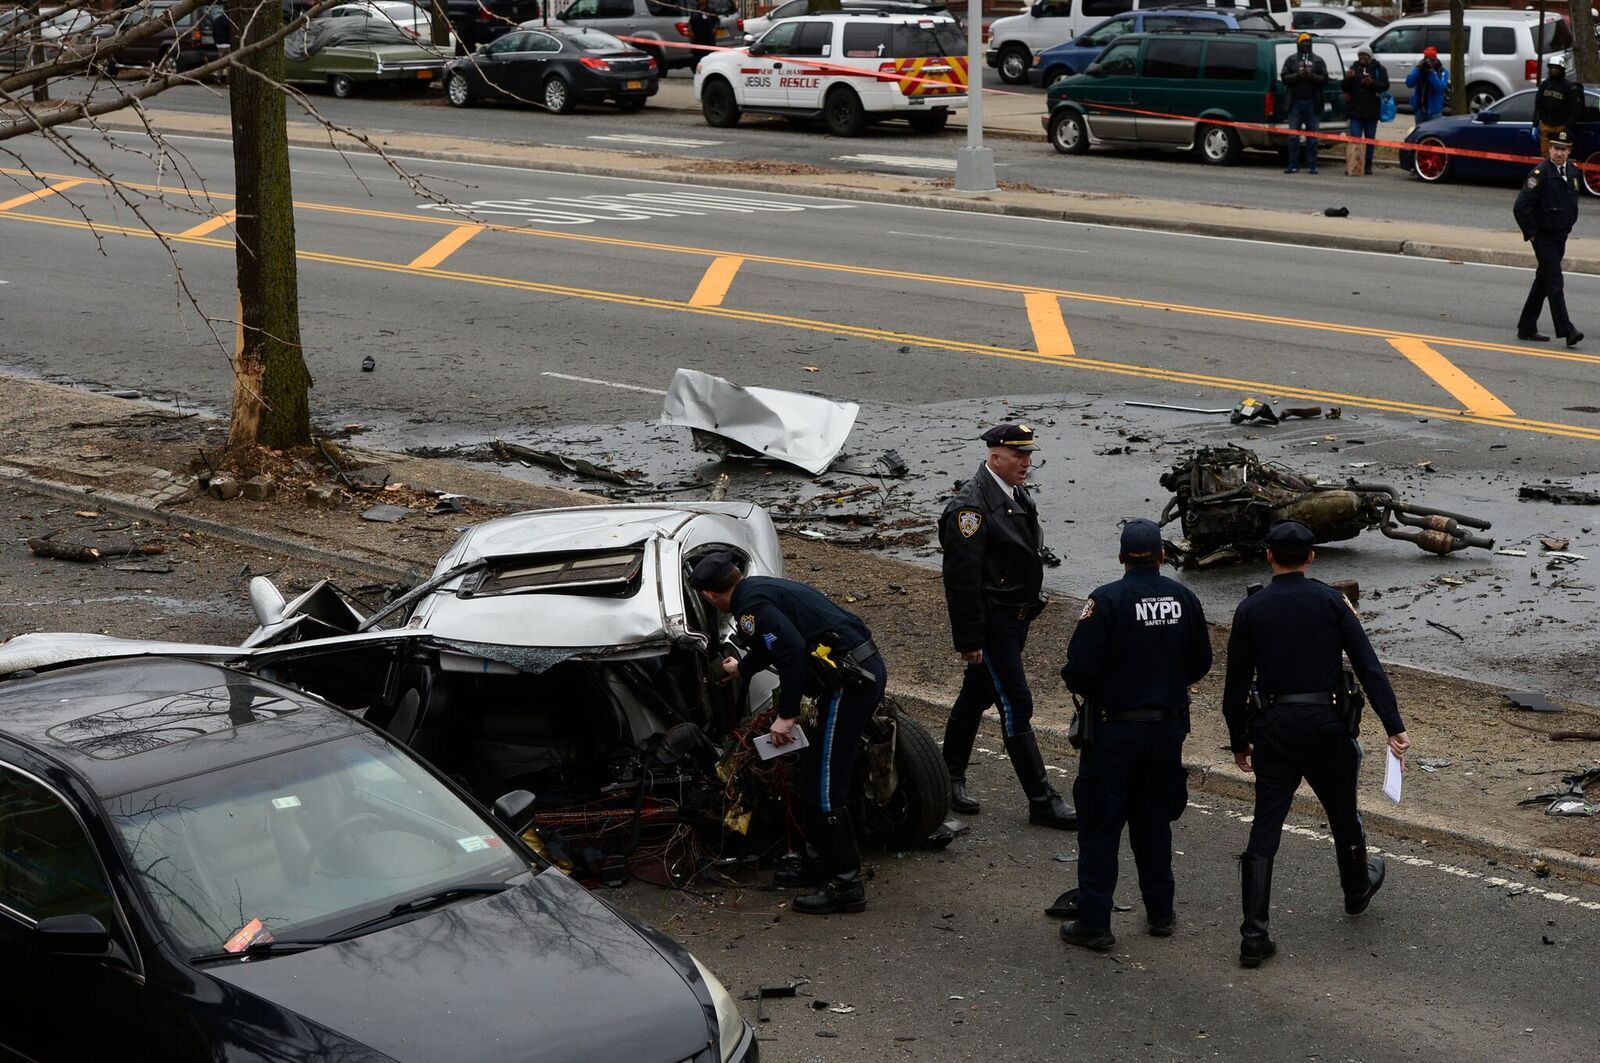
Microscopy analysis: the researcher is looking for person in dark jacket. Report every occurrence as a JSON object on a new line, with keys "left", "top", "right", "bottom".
{"left": 939, "top": 422, "right": 1076, "bottom": 829}
{"left": 693, "top": 553, "right": 887, "bottom": 914}
{"left": 687, "top": 0, "right": 717, "bottom": 72}
{"left": 1405, "top": 46, "right": 1447, "bottom": 125}
{"left": 1280, "top": 32, "right": 1329, "bottom": 174}
{"left": 1221, "top": 521, "right": 1410, "bottom": 968}
{"left": 1054, "top": 521, "right": 1211, "bottom": 952}
{"left": 1515, "top": 128, "right": 1583, "bottom": 346}
{"left": 1536, "top": 59, "right": 1586, "bottom": 160}
{"left": 1341, "top": 48, "right": 1388, "bottom": 175}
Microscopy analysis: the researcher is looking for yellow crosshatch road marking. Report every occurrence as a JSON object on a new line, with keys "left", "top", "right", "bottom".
{"left": 5, "top": 201, "right": 1600, "bottom": 445}
{"left": 0, "top": 178, "right": 85, "bottom": 212}
{"left": 1387, "top": 337, "right": 1516, "bottom": 419}
{"left": 1024, "top": 292, "right": 1075, "bottom": 359}
{"left": 689, "top": 256, "right": 743, "bottom": 308}
{"left": 408, "top": 223, "right": 485, "bottom": 270}
{"left": 176, "top": 209, "right": 237, "bottom": 239}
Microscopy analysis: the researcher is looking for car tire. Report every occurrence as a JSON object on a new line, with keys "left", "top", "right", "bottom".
{"left": 876, "top": 709, "right": 953, "bottom": 850}
{"left": 823, "top": 86, "right": 866, "bottom": 137}
{"left": 1045, "top": 66, "right": 1072, "bottom": 88}
{"left": 1465, "top": 82, "right": 1500, "bottom": 113}
{"left": 1412, "top": 135, "right": 1452, "bottom": 182}
{"left": 445, "top": 72, "right": 473, "bottom": 107}
{"left": 328, "top": 74, "right": 354, "bottom": 98}
{"left": 615, "top": 95, "right": 647, "bottom": 113}
{"left": 1584, "top": 152, "right": 1600, "bottom": 197}
{"left": 908, "top": 109, "right": 948, "bottom": 135}
{"left": 997, "top": 44, "right": 1029, "bottom": 85}
{"left": 1048, "top": 109, "right": 1088, "bottom": 155}
{"left": 542, "top": 74, "right": 574, "bottom": 114}
{"left": 1197, "top": 122, "right": 1241, "bottom": 166}
{"left": 701, "top": 77, "right": 740, "bottom": 127}
{"left": 95, "top": 57, "right": 120, "bottom": 78}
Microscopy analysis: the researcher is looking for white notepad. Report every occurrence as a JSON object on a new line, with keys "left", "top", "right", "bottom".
{"left": 1383, "top": 748, "right": 1404, "bottom": 804}
{"left": 753, "top": 726, "right": 809, "bottom": 761}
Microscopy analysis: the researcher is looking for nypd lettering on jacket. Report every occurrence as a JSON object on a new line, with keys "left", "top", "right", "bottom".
{"left": 1134, "top": 596, "right": 1184, "bottom": 626}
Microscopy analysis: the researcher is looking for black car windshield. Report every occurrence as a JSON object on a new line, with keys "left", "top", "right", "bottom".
{"left": 106, "top": 732, "right": 528, "bottom": 958}
{"left": 563, "top": 28, "right": 628, "bottom": 51}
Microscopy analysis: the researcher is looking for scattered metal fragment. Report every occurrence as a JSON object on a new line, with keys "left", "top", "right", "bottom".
{"left": 1281, "top": 406, "right": 1323, "bottom": 420}
{"left": 361, "top": 355, "right": 376, "bottom": 372}
{"left": 1545, "top": 552, "right": 1587, "bottom": 563}
{"left": 749, "top": 982, "right": 801, "bottom": 1023}
{"left": 429, "top": 496, "right": 466, "bottom": 515}
{"left": 1520, "top": 483, "right": 1600, "bottom": 505}
{"left": 1426, "top": 619, "right": 1466, "bottom": 640}
{"left": 491, "top": 440, "right": 643, "bottom": 486}
{"left": 1123, "top": 401, "right": 1231, "bottom": 415}
{"left": 360, "top": 504, "right": 411, "bottom": 523}
{"left": 1230, "top": 397, "right": 1278, "bottom": 425}
{"left": 1504, "top": 691, "right": 1563, "bottom": 714}
{"left": 1496, "top": 548, "right": 1529, "bottom": 557}
{"left": 661, "top": 368, "right": 859, "bottom": 475}
{"left": 832, "top": 449, "right": 910, "bottom": 478}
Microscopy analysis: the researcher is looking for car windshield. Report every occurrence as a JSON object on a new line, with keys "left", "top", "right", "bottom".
{"left": 565, "top": 28, "right": 628, "bottom": 50}
{"left": 106, "top": 732, "right": 528, "bottom": 958}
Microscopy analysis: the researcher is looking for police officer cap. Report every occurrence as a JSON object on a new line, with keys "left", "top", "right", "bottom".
{"left": 688, "top": 550, "right": 740, "bottom": 590}
{"left": 981, "top": 422, "right": 1039, "bottom": 450}
{"left": 1549, "top": 58, "right": 1566, "bottom": 70}
{"left": 1264, "top": 520, "right": 1316, "bottom": 549}
{"left": 1551, "top": 128, "right": 1574, "bottom": 147}
{"left": 1119, "top": 518, "right": 1163, "bottom": 561}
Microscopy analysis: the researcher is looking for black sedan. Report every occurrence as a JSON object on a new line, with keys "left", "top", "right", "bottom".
{"left": 0, "top": 656, "right": 755, "bottom": 1063}
{"left": 445, "top": 26, "right": 657, "bottom": 114}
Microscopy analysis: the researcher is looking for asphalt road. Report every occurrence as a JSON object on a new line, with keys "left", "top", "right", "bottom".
{"left": 6, "top": 476, "right": 1598, "bottom": 1063}
{"left": 4, "top": 130, "right": 1600, "bottom": 695}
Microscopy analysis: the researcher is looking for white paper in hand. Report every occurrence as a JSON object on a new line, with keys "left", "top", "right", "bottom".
{"left": 1383, "top": 748, "right": 1403, "bottom": 803}
{"left": 753, "top": 726, "right": 809, "bottom": 761}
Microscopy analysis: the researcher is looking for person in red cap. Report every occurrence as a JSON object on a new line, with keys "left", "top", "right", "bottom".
{"left": 1406, "top": 45, "right": 1448, "bottom": 125}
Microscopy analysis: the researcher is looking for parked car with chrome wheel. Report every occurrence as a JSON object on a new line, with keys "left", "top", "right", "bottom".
{"left": 1401, "top": 87, "right": 1600, "bottom": 195}
{"left": 446, "top": 25, "right": 657, "bottom": 111}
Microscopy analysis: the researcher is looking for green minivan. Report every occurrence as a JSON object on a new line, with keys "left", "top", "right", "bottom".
{"left": 1042, "top": 30, "right": 1346, "bottom": 165}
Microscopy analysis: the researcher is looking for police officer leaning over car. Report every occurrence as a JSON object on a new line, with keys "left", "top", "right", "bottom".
{"left": 1515, "top": 127, "right": 1584, "bottom": 347}
{"left": 1055, "top": 520, "right": 1211, "bottom": 952}
{"left": 1221, "top": 521, "right": 1411, "bottom": 968}
{"left": 691, "top": 552, "right": 887, "bottom": 915}
{"left": 938, "top": 422, "right": 1077, "bottom": 830}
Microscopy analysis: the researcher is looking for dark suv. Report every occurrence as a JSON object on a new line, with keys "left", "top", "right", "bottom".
{"left": 101, "top": 1, "right": 225, "bottom": 73}
{"left": 447, "top": 0, "right": 545, "bottom": 51}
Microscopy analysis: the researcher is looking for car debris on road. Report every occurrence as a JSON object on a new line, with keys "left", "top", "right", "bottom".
{"left": 662, "top": 367, "right": 859, "bottom": 475}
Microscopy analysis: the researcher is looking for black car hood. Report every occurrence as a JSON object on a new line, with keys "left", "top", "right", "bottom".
{"left": 208, "top": 869, "right": 714, "bottom": 1063}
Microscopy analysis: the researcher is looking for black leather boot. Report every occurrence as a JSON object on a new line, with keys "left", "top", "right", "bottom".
{"left": 949, "top": 777, "right": 981, "bottom": 815}
{"left": 1059, "top": 920, "right": 1114, "bottom": 951}
{"left": 773, "top": 843, "right": 826, "bottom": 888}
{"left": 1338, "top": 843, "right": 1386, "bottom": 916}
{"left": 1006, "top": 732, "right": 1077, "bottom": 829}
{"left": 794, "top": 810, "right": 867, "bottom": 915}
{"left": 1239, "top": 853, "right": 1277, "bottom": 968}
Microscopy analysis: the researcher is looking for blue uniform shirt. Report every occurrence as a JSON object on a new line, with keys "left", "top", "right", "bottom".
{"left": 732, "top": 576, "right": 873, "bottom": 719}
{"left": 1060, "top": 567, "right": 1212, "bottom": 714}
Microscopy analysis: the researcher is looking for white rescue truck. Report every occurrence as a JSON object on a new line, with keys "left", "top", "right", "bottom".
{"left": 694, "top": 12, "right": 969, "bottom": 136}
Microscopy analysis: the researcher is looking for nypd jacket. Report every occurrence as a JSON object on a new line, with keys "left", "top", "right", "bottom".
{"left": 939, "top": 465, "right": 1045, "bottom": 653}
{"left": 1060, "top": 568, "right": 1212, "bottom": 715}
{"left": 1515, "top": 158, "right": 1581, "bottom": 239}
{"left": 1536, "top": 74, "right": 1585, "bottom": 126}
{"left": 732, "top": 575, "right": 872, "bottom": 719}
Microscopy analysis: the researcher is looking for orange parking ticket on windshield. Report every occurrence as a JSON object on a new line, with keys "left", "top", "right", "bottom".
{"left": 223, "top": 918, "right": 273, "bottom": 954}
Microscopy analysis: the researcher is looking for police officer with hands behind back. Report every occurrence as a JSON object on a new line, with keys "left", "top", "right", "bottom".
{"left": 691, "top": 552, "right": 887, "bottom": 915}
{"left": 939, "top": 423, "right": 1076, "bottom": 830}
{"left": 1515, "top": 128, "right": 1583, "bottom": 347}
{"left": 1055, "top": 520, "right": 1211, "bottom": 952}
{"left": 1221, "top": 521, "right": 1410, "bottom": 968}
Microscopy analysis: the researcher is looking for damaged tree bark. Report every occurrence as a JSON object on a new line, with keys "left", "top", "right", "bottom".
{"left": 226, "top": 0, "right": 312, "bottom": 451}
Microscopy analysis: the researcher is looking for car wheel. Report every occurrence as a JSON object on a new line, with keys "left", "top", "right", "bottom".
{"left": 328, "top": 74, "right": 354, "bottom": 98}
{"left": 94, "top": 56, "right": 119, "bottom": 77}
{"left": 1413, "top": 135, "right": 1451, "bottom": 182}
{"left": 823, "top": 86, "right": 866, "bottom": 137}
{"left": 542, "top": 74, "right": 573, "bottom": 114}
{"left": 1048, "top": 108, "right": 1088, "bottom": 155}
{"left": 1584, "top": 152, "right": 1600, "bottom": 196}
{"left": 446, "top": 72, "right": 473, "bottom": 107}
{"left": 861, "top": 708, "right": 953, "bottom": 850}
{"left": 907, "top": 109, "right": 948, "bottom": 135}
{"left": 615, "top": 95, "right": 646, "bottom": 112}
{"left": 998, "top": 44, "right": 1029, "bottom": 85}
{"left": 701, "top": 77, "right": 740, "bottom": 127}
{"left": 1046, "top": 66, "right": 1072, "bottom": 88}
{"left": 1197, "top": 123, "right": 1241, "bottom": 166}
{"left": 1465, "top": 82, "right": 1500, "bottom": 113}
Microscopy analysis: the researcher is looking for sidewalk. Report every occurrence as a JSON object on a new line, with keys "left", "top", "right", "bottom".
{"left": 4, "top": 375, "right": 1597, "bottom": 886}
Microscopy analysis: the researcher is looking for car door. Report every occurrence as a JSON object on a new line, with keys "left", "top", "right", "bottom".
{"left": 742, "top": 20, "right": 800, "bottom": 106}
{"left": 780, "top": 18, "right": 833, "bottom": 109}
{"left": 1025, "top": 0, "right": 1077, "bottom": 52}
{"left": 473, "top": 30, "right": 531, "bottom": 98}
{"left": 1459, "top": 89, "right": 1538, "bottom": 181}
{"left": 518, "top": 29, "right": 565, "bottom": 95}
{"left": 1079, "top": 36, "right": 1141, "bottom": 140}
{"left": 1135, "top": 35, "right": 1203, "bottom": 143}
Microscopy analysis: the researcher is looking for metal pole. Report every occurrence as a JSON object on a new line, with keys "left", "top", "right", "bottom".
{"left": 954, "top": 0, "right": 995, "bottom": 191}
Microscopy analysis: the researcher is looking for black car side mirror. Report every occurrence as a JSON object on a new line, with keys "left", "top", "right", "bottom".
{"left": 1030, "top": 2, "right": 1042, "bottom": 16}
{"left": 748, "top": 41, "right": 766, "bottom": 56}
{"left": 1477, "top": 111, "right": 1499, "bottom": 124}
{"left": 1085, "top": 62, "right": 1103, "bottom": 77}
{"left": 492, "top": 789, "right": 537, "bottom": 833}
{"left": 35, "top": 914, "right": 111, "bottom": 956}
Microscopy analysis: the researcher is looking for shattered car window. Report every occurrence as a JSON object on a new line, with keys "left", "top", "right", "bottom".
{"left": 464, "top": 549, "right": 645, "bottom": 598}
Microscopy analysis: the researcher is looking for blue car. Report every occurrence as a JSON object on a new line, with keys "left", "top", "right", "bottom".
{"left": 1026, "top": 7, "right": 1279, "bottom": 89}
{"left": 1402, "top": 88, "right": 1600, "bottom": 195}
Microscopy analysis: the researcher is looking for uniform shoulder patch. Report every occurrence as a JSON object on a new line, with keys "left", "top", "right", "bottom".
{"left": 738, "top": 613, "right": 756, "bottom": 636}
{"left": 956, "top": 509, "right": 983, "bottom": 539}
{"left": 1078, "top": 599, "right": 1095, "bottom": 621}
{"left": 1341, "top": 594, "right": 1361, "bottom": 620}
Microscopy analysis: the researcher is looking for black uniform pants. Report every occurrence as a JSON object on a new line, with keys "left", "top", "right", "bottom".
{"left": 801, "top": 656, "right": 887, "bottom": 814}
{"left": 1520, "top": 232, "right": 1575, "bottom": 337}
{"left": 943, "top": 609, "right": 1034, "bottom": 774}
{"left": 1073, "top": 719, "right": 1188, "bottom": 930}
{"left": 1245, "top": 704, "right": 1364, "bottom": 860}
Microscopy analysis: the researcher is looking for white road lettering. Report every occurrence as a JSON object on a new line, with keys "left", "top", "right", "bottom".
{"left": 586, "top": 134, "right": 724, "bottom": 148}
{"left": 419, "top": 190, "right": 854, "bottom": 226}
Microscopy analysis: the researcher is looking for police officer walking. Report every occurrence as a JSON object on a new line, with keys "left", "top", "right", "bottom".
{"left": 1515, "top": 128, "right": 1584, "bottom": 347}
{"left": 939, "top": 423, "right": 1076, "bottom": 829}
{"left": 690, "top": 552, "right": 887, "bottom": 915}
{"left": 1055, "top": 520, "right": 1211, "bottom": 951}
{"left": 1536, "top": 59, "right": 1585, "bottom": 160}
{"left": 1221, "top": 522, "right": 1411, "bottom": 968}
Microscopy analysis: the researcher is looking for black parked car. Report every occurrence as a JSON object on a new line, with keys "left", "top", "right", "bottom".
{"left": 446, "top": 25, "right": 656, "bottom": 112}
{"left": 0, "top": 656, "right": 755, "bottom": 1063}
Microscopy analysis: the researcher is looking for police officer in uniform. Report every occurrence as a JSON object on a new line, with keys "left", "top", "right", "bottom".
{"left": 1535, "top": 59, "right": 1585, "bottom": 160}
{"left": 939, "top": 423, "right": 1076, "bottom": 829}
{"left": 1055, "top": 520, "right": 1211, "bottom": 951}
{"left": 690, "top": 552, "right": 887, "bottom": 915}
{"left": 1221, "top": 522, "right": 1411, "bottom": 968}
{"left": 1515, "top": 128, "right": 1584, "bottom": 347}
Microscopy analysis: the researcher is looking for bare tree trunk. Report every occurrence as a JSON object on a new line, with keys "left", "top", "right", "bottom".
{"left": 226, "top": 0, "right": 311, "bottom": 451}
{"left": 1448, "top": 0, "right": 1465, "bottom": 114}
{"left": 430, "top": 0, "right": 452, "bottom": 49}
{"left": 1570, "top": 3, "right": 1600, "bottom": 85}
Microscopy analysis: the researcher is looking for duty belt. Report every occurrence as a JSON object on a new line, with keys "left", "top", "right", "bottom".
{"left": 1085, "top": 704, "right": 1181, "bottom": 723}
{"left": 844, "top": 639, "right": 880, "bottom": 665}
{"left": 1266, "top": 691, "right": 1336, "bottom": 707}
